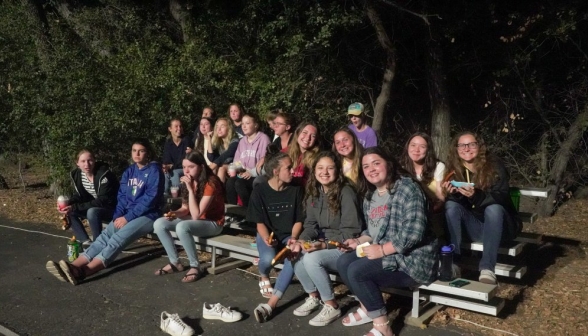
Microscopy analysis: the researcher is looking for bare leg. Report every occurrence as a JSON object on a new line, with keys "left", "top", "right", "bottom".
{"left": 217, "top": 165, "right": 228, "bottom": 183}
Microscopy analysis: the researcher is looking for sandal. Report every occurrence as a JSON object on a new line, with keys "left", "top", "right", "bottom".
{"left": 155, "top": 263, "right": 182, "bottom": 275}
{"left": 342, "top": 307, "right": 373, "bottom": 326}
{"left": 364, "top": 320, "right": 391, "bottom": 336}
{"left": 46, "top": 261, "right": 67, "bottom": 282}
{"left": 181, "top": 267, "right": 201, "bottom": 283}
{"left": 253, "top": 303, "right": 272, "bottom": 323}
{"left": 58, "top": 260, "right": 85, "bottom": 286}
{"left": 258, "top": 280, "right": 273, "bottom": 298}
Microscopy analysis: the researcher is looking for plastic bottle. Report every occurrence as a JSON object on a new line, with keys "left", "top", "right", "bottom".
{"left": 438, "top": 245, "right": 455, "bottom": 281}
{"left": 67, "top": 236, "right": 81, "bottom": 262}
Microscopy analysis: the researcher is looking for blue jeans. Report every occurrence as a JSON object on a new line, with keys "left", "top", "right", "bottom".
{"left": 256, "top": 233, "right": 295, "bottom": 299}
{"left": 68, "top": 207, "right": 114, "bottom": 242}
{"left": 445, "top": 201, "right": 506, "bottom": 271}
{"left": 81, "top": 216, "right": 154, "bottom": 267}
{"left": 164, "top": 169, "right": 183, "bottom": 194}
{"left": 153, "top": 217, "right": 223, "bottom": 268}
{"left": 294, "top": 248, "right": 343, "bottom": 301}
{"left": 336, "top": 252, "right": 417, "bottom": 319}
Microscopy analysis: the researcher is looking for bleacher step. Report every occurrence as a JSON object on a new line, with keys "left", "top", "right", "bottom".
{"left": 419, "top": 280, "right": 497, "bottom": 302}
{"left": 465, "top": 241, "right": 526, "bottom": 257}
{"left": 429, "top": 294, "right": 504, "bottom": 316}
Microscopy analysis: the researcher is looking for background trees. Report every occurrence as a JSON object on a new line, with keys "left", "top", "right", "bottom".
{"left": 1, "top": 0, "right": 586, "bottom": 215}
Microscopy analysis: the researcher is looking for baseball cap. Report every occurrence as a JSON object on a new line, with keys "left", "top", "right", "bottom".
{"left": 347, "top": 102, "right": 364, "bottom": 116}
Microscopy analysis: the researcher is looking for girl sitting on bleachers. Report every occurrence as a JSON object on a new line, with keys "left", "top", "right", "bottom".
{"left": 336, "top": 147, "right": 437, "bottom": 336}
{"left": 332, "top": 127, "right": 363, "bottom": 186}
{"left": 247, "top": 150, "right": 304, "bottom": 323}
{"left": 153, "top": 152, "right": 225, "bottom": 283}
{"left": 288, "top": 120, "right": 320, "bottom": 186}
{"left": 225, "top": 113, "right": 271, "bottom": 207}
{"left": 292, "top": 151, "right": 363, "bottom": 326}
{"left": 206, "top": 117, "right": 239, "bottom": 183}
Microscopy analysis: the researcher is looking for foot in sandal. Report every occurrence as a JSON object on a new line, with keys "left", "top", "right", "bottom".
{"left": 364, "top": 320, "right": 393, "bottom": 336}
{"left": 155, "top": 263, "right": 184, "bottom": 275}
{"left": 258, "top": 280, "right": 273, "bottom": 298}
{"left": 181, "top": 267, "right": 202, "bottom": 283}
{"left": 342, "top": 307, "right": 372, "bottom": 326}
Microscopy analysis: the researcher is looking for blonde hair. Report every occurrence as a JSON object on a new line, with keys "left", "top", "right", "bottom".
{"left": 212, "top": 118, "right": 236, "bottom": 151}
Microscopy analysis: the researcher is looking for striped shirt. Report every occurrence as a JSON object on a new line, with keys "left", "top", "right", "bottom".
{"left": 81, "top": 172, "right": 97, "bottom": 199}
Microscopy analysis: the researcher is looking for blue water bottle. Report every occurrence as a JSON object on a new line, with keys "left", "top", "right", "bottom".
{"left": 439, "top": 245, "right": 455, "bottom": 281}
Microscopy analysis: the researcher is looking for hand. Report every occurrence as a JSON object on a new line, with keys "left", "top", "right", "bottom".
{"left": 363, "top": 244, "right": 385, "bottom": 260}
{"left": 162, "top": 165, "right": 170, "bottom": 173}
{"left": 206, "top": 131, "right": 213, "bottom": 139}
{"left": 442, "top": 181, "right": 458, "bottom": 194}
{"left": 185, "top": 147, "right": 193, "bottom": 154}
{"left": 114, "top": 217, "right": 128, "bottom": 229}
{"left": 343, "top": 238, "right": 359, "bottom": 250}
{"left": 239, "top": 171, "right": 252, "bottom": 180}
{"left": 264, "top": 237, "right": 277, "bottom": 247}
{"left": 180, "top": 175, "right": 195, "bottom": 192}
{"left": 457, "top": 186, "right": 475, "bottom": 198}
{"left": 301, "top": 240, "right": 324, "bottom": 253}
{"left": 287, "top": 239, "right": 300, "bottom": 259}
{"left": 57, "top": 205, "right": 71, "bottom": 214}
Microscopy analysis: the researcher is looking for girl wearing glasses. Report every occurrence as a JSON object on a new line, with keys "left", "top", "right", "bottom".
{"left": 442, "top": 131, "right": 522, "bottom": 285}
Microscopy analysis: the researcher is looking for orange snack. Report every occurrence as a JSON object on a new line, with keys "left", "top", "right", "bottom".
{"left": 267, "top": 232, "right": 274, "bottom": 244}
{"left": 443, "top": 171, "right": 456, "bottom": 183}
{"left": 327, "top": 240, "right": 347, "bottom": 249}
{"left": 271, "top": 246, "right": 291, "bottom": 265}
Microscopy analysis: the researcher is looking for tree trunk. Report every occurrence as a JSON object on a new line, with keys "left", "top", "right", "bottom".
{"left": 539, "top": 105, "right": 588, "bottom": 215}
{"left": 426, "top": 36, "right": 451, "bottom": 161}
{"left": 365, "top": 0, "right": 397, "bottom": 134}
{"left": 169, "top": 0, "right": 193, "bottom": 43}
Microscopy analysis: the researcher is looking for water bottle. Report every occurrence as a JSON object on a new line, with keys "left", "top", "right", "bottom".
{"left": 67, "top": 236, "right": 81, "bottom": 262}
{"left": 438, "top": 245, "right": 455, "bottom": 281}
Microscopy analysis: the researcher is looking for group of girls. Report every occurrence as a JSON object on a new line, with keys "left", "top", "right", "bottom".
{"left": 46, "top": 102, "right": 521, "bottom": 336}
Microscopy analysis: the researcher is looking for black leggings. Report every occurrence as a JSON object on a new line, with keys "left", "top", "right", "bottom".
{"left": 225, "top": 176, "right": 254, "bottom": 206}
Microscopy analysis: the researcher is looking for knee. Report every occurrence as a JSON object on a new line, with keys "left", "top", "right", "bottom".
{"left": 485, "top": 204, "right": 506, "bottom": 217}
{"left": 445, "top": 200, "right": 462, "bottom": 214}
{"left": 153, "top": 218, "right": 168, "bottom": 232}
{"left": 302, "top": 251, "right": 322, "bottom": 269}
{"left": 175, "top": 222, "right": 191, "bottom": 235}
{"left": 86, "top": 207, "right": 99, "bottom": 218}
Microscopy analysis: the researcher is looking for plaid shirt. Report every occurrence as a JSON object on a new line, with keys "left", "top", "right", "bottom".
{"left": 362, "top": 176, "right": 438, "bottom": 284}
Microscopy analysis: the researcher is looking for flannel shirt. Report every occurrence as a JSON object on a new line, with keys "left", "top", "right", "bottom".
{"left": 362, "top": 176, "right": 438, "bottom": 284}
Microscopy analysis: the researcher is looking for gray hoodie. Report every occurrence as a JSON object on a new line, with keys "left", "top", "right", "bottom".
{"left": 299, "top": 184, "right": 364, "bottom": 245}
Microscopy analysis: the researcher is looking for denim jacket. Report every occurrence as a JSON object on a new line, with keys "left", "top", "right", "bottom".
{"left": 362, "top": 176, "right": 438, "bottom": 285}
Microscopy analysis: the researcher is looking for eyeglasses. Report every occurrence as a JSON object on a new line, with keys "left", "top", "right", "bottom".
{"left": 274, "top": 122, "right": 287, "bottom": 126}
{"left": 456, "top": 142, "right": 479, "bottom": 150}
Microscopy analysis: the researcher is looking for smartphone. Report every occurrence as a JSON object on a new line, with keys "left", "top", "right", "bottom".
{"left": 450, "top": 180, "right": 475, "bottom": 188}
{"left": 449, "top": 279, "right": 471, "bottom": 288}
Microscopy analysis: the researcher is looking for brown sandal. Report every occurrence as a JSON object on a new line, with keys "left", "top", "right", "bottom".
{"left": 156, "top": 263, "right": 182, "bottom": 275}
{"left": 181, "top": 267, "right": 201, "bottom": 283}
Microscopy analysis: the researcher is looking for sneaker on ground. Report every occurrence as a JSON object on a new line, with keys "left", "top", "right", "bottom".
{"left": 308, "top": 303, "right": 341, "bottom": 327}
{"left": 160, "top": 311, "right": 195, "bottom": 336}
{"left": 202, "top": 303, "right": 242, "bottom": 323}
{"left": 293, "top": 296, "right": 321, "bottom": 317}
{"left": 479, "top": 269, "right": 497, "bottom": 285}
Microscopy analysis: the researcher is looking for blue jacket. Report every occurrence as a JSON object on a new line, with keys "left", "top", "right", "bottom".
{"left": 113, "top": 161, "right": 164, "bottom": 222}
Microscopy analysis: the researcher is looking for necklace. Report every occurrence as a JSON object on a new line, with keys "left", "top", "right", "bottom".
{"left": 377, "top": 187, "right": 387, "bottom": 194}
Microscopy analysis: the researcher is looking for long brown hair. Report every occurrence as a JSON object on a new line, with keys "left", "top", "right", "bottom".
{"left": 193, "top": 117, "right": 214, "bottom": 153}
{"left": 181, "top": 152, "right": 223, "bottom": 202}
{"left": 304, "top": 151, "right": 347, "bottom": 215}
{"left": 288, "top": 120, "right": 321, "bottom": 171}
{"left": 332, "top": 127, "right": 362, "bottom": 184}
{"left": 400, "top": 132, "right": 439, "bottom": 185}
{"left": 446, "top": 131, "right": 496, "bottom": 190}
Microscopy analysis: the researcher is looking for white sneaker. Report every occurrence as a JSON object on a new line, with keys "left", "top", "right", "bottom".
{"left": 202, "top": 303, "right": 242, "bottom": 323}
{"left": 160, "top": 311, "right": 195, "bottom": 336}
{"left": 293, "top": 296, "right": 321, "bottom": 317}
{"left": 308, "top": 303, "right": 341, "bottom": 327}
{"left": 479, "top": 269, "right": 497, "bottom": 285}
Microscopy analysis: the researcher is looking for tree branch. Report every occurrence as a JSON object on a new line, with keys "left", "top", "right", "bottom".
{"left": 377, "top": 0, "right": 441, "bottom": 25}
